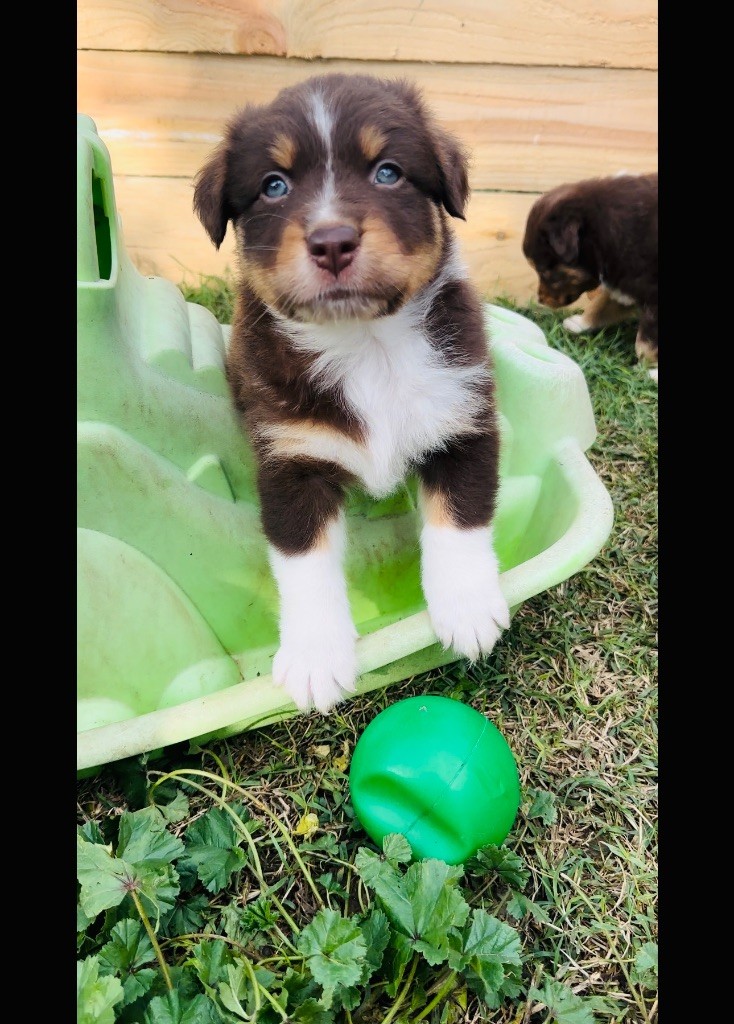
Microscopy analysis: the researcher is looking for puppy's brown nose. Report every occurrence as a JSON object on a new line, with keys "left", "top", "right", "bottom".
{"left": 307, "top": 226, "right": 359, "bottom": 277}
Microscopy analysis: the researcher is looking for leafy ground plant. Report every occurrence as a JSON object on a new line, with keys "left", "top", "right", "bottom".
{"left": 78, "top": 284, "right": 658, "bottom": 1023}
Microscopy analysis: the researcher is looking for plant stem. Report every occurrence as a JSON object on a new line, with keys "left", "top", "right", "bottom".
{"left": 152, "top": 768, "right": 326, "bottom": 911}
{"left": 199, "top": 746, "right": 231, "bottom": 798}
{"left": 130, "top": 888, "right": 173, "bottom": 991}
{"left": 380, "top": 955, "right": 419, "bottom": 1024}
{"left": 410, "top": 971, "right": 458, "bottom": 1022}
{"left": 238, "top": 953, "right": 261, "bottom": 1015}
{"left": 150, "top": 770, "right": 300, "bottom": 935}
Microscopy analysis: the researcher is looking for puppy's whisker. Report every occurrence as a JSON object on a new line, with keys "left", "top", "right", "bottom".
{"left": 244, "top": 213, "right": 297, "bottom": 227}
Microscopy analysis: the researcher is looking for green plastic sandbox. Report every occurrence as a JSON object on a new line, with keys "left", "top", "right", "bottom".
{"left": 77, "top": 114, "right": 614, "bottom": 775}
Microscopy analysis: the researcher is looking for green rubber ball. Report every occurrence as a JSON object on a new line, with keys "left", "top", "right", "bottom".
{"left": 349, "top": 695, "right": 520, "bottom": 864}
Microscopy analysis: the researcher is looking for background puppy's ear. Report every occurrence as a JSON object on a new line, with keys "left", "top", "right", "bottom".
{"left": 547, "top": 214, "right": 581, "bottom": 264}
{"left": 193, "top": 143, "right": 232, "bottom": 250}
{"left": 431, "top": 127, "right": 470, "bottom": 220}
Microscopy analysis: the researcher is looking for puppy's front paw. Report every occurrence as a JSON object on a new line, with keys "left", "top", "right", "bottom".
{"left": 421, "top": 525, "right": 510, "bottom": 662}
{"left": 563, "top": 313, "right": 593, "bottom": 334}
{"left": 272, "top": 621, "right": 358, "bottom": 714}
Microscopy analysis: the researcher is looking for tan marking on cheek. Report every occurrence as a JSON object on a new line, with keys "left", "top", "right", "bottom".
{"left": 360, "top": 211, "right": 442, "bottom": 299}
{"left": 268, "top": 133, "right": 297, "bottom": 170}
{"left": 260, "top": 221, "right": 310, "bottom": 305}
{"left": 359, "top": 124, "right": 387, "bottom": 162}
{"left": 420, "top": 485, "right": 455, "bottom": 528}
{"left": 240, "top": 255, "right": 281, "bottom": 308}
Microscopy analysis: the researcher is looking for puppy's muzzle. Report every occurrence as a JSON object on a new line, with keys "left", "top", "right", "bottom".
{"left": 538, "top": 286, "right": 580, "bottom": 309}
{"left": 307, "top": 226, "right": 360, "bottom": 279}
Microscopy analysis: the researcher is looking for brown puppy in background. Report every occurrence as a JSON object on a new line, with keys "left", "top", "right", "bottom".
{"left": 193, "top": 73, "right": 509, "bottom": 713}
{"left": 522, "top": 172, "right": 658, "bottom": 376}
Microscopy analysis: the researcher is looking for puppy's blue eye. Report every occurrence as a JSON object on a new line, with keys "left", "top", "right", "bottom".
{"left": 374, "top": 163, "right": 402, "bottom": 186}
{"left": 262, "top": 175, "right": 290, "bottom": 199}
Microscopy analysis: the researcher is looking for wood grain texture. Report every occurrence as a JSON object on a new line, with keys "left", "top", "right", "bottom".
{"left": 111, "top": 176, "right": 543, "bottom": 301}
{"left": 77, "top": 51, "right": 657, "bottom": 194}
{"left": 77, "top": 0, "right": 658, "bottom": 70}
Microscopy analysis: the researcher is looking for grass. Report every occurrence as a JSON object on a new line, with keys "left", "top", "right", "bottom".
{"left": 77, "top": 279, "right": 657, "bottom": 1023}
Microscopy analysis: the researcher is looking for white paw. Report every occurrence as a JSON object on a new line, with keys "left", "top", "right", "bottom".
{"left": 268, "top": 518, "right": 358, "bottom": 714}
{"left": 272, "top": 624, "right": 357, "bottom": 713}
{"left": 421, "top": 524, "right": 510, "bottom": 662}
{"left": 648, "top": 366, "right": 658, "bottom": 383}
{"left": 563, "top": 313, "right": 592, "bottom": 334}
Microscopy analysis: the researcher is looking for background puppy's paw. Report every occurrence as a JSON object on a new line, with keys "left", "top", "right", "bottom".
{"left": 563, "top": 313, "right": 592, "bottom": 334}
{"left": 272, "top": 628, "right": 357, "bottom": 714}
{"left": 647, "top": 366, "right": 658, "bottom": 383}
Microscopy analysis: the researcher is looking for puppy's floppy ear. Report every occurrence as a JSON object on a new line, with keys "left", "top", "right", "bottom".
{"left": 193, "top": 142, "right": 232, "bottom": 250}
{"left": 431, "top": 126, "right": 470, "bottom": 220}
{"left": 546, "top": 213, "right": 582, "bottom": 264}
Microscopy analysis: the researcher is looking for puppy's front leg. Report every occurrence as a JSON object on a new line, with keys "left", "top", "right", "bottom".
{"left": 417, "top": 434, "right": 510, "bottom": 661}
{"left": 258, "top": 459, "right": 357, "bottom": 713}
{"left": 564, "top": 286, "right": 636, "bottom": 334}
{"left": 635, "top": 303, "right": 658, "bottom": 370}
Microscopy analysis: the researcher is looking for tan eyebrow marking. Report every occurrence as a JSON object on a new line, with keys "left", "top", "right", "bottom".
{"left": 268, "top": 133, "right": 297, "bottom": 170}
{"left": 359, "top": 124, "right": 387, "bottom": 162}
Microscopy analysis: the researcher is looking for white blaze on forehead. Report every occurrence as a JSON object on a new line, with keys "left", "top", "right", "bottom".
{"left": 307, "top": 89, "right": 339, "bottom": 227}
{"left": 307, "top": 90, "right": 335, "bottom": 156}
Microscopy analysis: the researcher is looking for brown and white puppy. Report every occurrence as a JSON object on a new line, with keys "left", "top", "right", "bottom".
{"left": 194, "top": 73, "right": 509, "bottom": 713}
{"left": 522, "top": 172, "right": 658, "bottom": 372}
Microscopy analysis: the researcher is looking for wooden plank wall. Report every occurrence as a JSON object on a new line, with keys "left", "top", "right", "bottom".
{"left": 77, "top": 1, "right": 658, "bottom": 301}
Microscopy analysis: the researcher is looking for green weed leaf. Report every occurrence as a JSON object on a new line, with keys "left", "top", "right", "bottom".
{"left": 143, "top": 990, "right": 220, "bottom": 1024}
{"left": 328, "top": 907, "right": 392, "bottom": 1012}
{"left": 99, "top": 918, "right": 155, "bottom": 972}
{"left": 448, "top": 909, "right": 522, "bottom": 1005}
{"left": 382, "top": 833, "right": 413, "bottom": 865}
{"left": 133, "top": 861, "right": 181, "bottom": 923}
{"left": 98, "top": 919, "right": 157, "bottom": 1005}
{"left": 450, "top": 909, "right": 522, "bottom": 970}
{"left": 189, "top": 938, "right": 233, "bottom": 997}
{"left": 361, "top": 907, "right": 391, "bottom": 973}
{"left": 77, "top": 955, "right": 125, "bottom": 1024}
{"left": 291, "top": 998, "right": 335, "bottom": 1022}
{"left": 157, "top": 790, "right": 191, "bottom": 824}
{"left": 162, "top": 893, "right": 210, "bottom": 938}
{"left": 506, "top": 890, "right": 550, "bottom": 924}
{"left": 117, "top": 807, "right": 186, "bottom": 866}
{"left": 181, "top": 806, "right": 247, "bottom": 893}
{"left": 297, "top": 907, "right": 368, "bottom": 1007}
{"left": 356, "top": 850, "right": 469, "bottom": 966}
{"left": 631, "top": 941, "right": 658, "bottom": 989}
{"left": 218, "top": 961, "right": 254, "bottom": 1019}
{"left": 526, "top": 790, "right": 558, "bottom": 826}
{"left": 529, "top": 979, "right": 597, "bottom": 1024}
{"left": 79, "top": 820, "right": 107, "bottom": 845}
{"left": 466, "top": 845, "right": 529, "bottom": 889}
{"left": 78, "top": 901, "right": 95, "bottom": 934}
{"left": 382, "top": 932, "right": 413, "bottom": 998}
{"left": 77, "top": 835, "right": 135, "bottom": 918}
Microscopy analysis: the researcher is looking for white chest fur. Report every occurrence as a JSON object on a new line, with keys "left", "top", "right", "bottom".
{"left": 261, "top": 300, "right": 489, "bottom": 498}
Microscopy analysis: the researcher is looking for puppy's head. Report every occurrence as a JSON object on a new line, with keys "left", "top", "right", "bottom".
{"left": 522, "top": 187, "right": 599, "bottom": 308}
{"left": 193, "top": 73, "right": 469, "bottom": 323}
